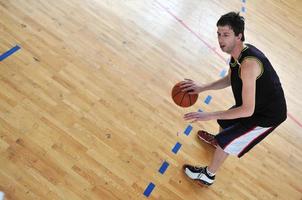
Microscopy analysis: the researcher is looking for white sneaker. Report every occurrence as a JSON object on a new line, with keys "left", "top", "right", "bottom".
{"left": 183, "top": 165, "right": 215, "bottom": 186}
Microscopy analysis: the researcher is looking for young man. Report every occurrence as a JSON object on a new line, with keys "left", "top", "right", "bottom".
{"left": 180, "top": 12, "right": 287, "bottom": 186}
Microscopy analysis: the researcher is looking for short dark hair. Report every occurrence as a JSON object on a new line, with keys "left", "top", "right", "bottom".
{"left": 217, "top": 12, "right": 245, "bottom": 41}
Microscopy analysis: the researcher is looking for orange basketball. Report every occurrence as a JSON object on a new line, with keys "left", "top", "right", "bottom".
{"left": 171, "top": 82, "right": 198, "bottom": 107}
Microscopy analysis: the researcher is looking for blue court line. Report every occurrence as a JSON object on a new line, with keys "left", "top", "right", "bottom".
{"left": 158, "top": 161, "right": 169, "bottom": 174}
{"left": 184, "top": 125, "right": 193, "bottom": 136}
{"left": 241, "top": 6, "right": 246, "bottom": 13}
{"left": 204, "top": 95, "right": 212, "bottom": 104}
{"left": 0, "top": 45, "right": 21, "bottom": 61}
{"left": 220, "top": 69, "right": 227, "bottom": 77}
{"left": 172, "top": 142, "right": 182, "bottom": 154}
{"left": 143, "top": 182, "right": 155, "bottom": 197}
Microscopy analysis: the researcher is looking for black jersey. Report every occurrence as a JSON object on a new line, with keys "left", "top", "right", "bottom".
{"left": 229, "top": 44, "right": 287, "bottom": 127}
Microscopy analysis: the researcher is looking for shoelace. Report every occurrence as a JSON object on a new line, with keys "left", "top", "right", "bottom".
{"left": 193, "top": 166, "right": 206, "bottom": 179}
{"left": 193, "top": 166, "right": 203, "bottom": 171}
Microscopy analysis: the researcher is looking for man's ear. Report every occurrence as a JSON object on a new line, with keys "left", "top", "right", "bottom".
{"left": 237, "top": 33, "right": 243, "bottom": 41}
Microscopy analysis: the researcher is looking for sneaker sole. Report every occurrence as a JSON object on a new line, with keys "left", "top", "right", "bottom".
{"left": 197, "top": 134, "right": 217, "bottom": 148}
{"left": 196, "top": 179, "right": 212, "bottom": 186}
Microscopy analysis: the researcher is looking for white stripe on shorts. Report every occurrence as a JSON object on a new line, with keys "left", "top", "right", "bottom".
{"left": 223, "top": 126, "right": 272, "bottom": 156}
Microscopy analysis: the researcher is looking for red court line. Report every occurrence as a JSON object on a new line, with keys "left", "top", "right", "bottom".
{"left": 154, "top": 0, "right": 226, "bottom": 62}
{"left": 287, "top": 113, "right": 302, "bottom": 128}
{"left": 154, "top": 0, "right": 302, "bottom": 128}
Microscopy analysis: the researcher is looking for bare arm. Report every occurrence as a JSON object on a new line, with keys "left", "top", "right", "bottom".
{"left": 184, "top": 59, "right": 261, "bottom": 121}
{"left": 202, "top": 69, "right": 231, "bottom": 91}
{"left": 210, "top": 59, "right": 260, "bottom": 119}
{"left": 181, "top": 69, "right": 231, "bottom": 94}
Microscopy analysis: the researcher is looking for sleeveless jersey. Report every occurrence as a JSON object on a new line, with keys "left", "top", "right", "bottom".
{"left": 229, "top": 44, "right": 287, "bottom": 127}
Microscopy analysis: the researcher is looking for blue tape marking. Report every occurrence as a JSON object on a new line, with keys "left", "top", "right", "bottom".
{"left": 220, "top": 69, "right": 227, "bottom": 77}
{"left": 143, "top": 182, "right": 155, "bottom": 197}
{"left": 198, "top": 109, "right": 203, "bottom": 112}
{"left": 158, "top": 161, "right": 169, "bottom": 174}
{"left": 172, "top": 142, "right": 182, "bottom": 154}
{"left": 0, "top": 45, "right": 21, "bottom": 61}
{"left": 184, "top": 125, "right": 193, "bottom": 136}
{"left": 241, "top": 7, "right": 246, "bottom": 13}
{"left": 204, "top": 95, "right": 212, "bottom": 104}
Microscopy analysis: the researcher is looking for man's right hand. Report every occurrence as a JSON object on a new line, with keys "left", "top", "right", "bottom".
{"left": 179, "top": 79, "right": 204, "bottom": 94}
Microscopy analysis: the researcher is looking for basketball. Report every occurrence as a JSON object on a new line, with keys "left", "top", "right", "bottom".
{"left": 171, "top": 82, "right": 198, "bottom": 107}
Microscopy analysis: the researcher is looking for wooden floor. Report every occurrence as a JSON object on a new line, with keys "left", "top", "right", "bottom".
{"left": 1, "top": 0, "right": 302, "bottom": 199}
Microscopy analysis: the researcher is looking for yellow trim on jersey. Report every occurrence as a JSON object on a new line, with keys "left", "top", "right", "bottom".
{"left": 230, "top": 59, "right": 238, "bottom": 68}
{"left": 239, "top": 46, "right": 249, "bottom": 59}
{"left": 239, "top": 56, "right": 264, "bottom": 80}
{"left": 230, "top": 45, "right": 249, "bottom": 68}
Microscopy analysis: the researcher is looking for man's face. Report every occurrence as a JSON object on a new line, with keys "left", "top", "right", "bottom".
{"left": 217, "top": 26, "right": 239, "bottom": 54}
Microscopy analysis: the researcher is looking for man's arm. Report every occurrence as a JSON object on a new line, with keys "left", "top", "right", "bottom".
{"left": 211, "top": 59, "right": 261, "bottom": 119}
{"left": 202, "top": 68, "right": 231, "bottom": 91}
{"left": 184, "top": 59, "right": 262, "bottom": 122}
{"left": 181, "top": 68, "right": 231, "bottom": 94}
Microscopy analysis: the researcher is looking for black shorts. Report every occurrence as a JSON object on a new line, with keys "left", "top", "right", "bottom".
{"left": 215, "top": 119, "right": 278, "bottom": 157}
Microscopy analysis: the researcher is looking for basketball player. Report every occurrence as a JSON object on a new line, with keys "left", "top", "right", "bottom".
{"left": 180, "top": 12, "right": 287, "bottom": 186}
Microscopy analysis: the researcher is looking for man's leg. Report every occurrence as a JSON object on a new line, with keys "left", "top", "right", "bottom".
{"left": 183, "top": 127, "right": 228, "bottom": 185}
{"left": 207, "top": 127, "right": 228, "bottom": 173}
{"left": 207, "top": 145, "right": 229, "bottom": 174}
{"left": 183, "top": 146, "right": 228, "bottom": 186}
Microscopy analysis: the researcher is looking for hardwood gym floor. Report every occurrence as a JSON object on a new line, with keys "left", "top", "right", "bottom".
{"left": 0, "top": 0, "right": 301, "bottom": 199}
